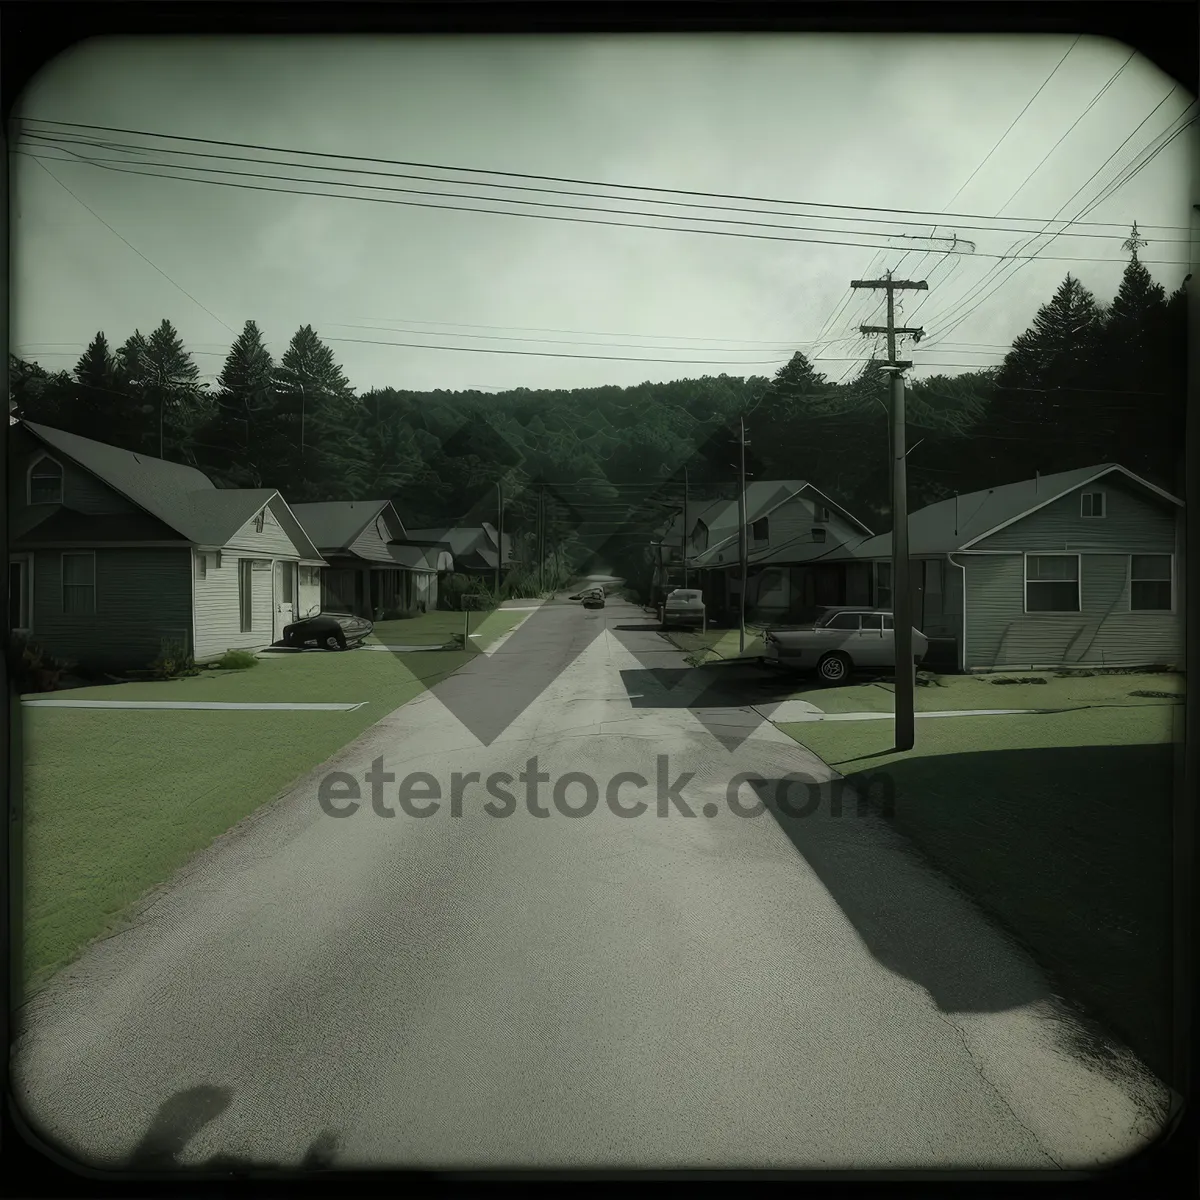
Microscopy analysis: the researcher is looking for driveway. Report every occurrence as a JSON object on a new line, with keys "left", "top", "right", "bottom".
{"left": 12, "top": 595, "right": 1169, "bottom": 1171}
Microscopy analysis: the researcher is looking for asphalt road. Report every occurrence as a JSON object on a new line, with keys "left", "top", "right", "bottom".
{"left": 13, "top": 591, "right": 1169, "bottom": 1172}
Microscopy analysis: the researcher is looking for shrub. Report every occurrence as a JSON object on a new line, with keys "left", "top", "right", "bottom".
{"left": 149, "top": 637, "right": 201, "bottom": 681}
{"left": 215, "top": 650, "right": 258, "bottom": 671}
{"left": 7, "top": 635, "right": 74, "bottom": 693}
{"left": 991, "top": 675, "right": 1047, "bottom": 685}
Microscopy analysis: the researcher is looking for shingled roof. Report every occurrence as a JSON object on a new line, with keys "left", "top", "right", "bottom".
{"left": 289, "top": 500, "right": 396, "bottom": 552}
{"left": 19, "top": 422, "right": 323, "bottom": 555}
{"left": 828, "top": 464, "right": 1182, "bottom": 560}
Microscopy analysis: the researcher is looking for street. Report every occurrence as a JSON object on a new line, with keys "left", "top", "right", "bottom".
{"left": 12, "top": 591, "right": 1169, "bottom": 1171}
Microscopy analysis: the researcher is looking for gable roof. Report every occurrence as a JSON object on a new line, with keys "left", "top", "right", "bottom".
{"left": 661, "top": 481, "right": 809, "bottom": 544}
{"left": 829, "top": 464, "right": 1182, "bottom": 560}
{"left": 406, "top": 525, "right": 513, "bottom": 569}
{"left": 289, "top": 500, "right": 396, "bottom": 552}
{"left": 19, "top": 422, "right": 324, "bottom": 557}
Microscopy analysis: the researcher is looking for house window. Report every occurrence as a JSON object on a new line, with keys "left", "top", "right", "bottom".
{"left": 814, "top": 504, "right": 831, "bottom": 523}
{"left": 238, "top": 559, "right": 253, "bottom": 631}
{"left": 29, "top": 456, "right": 63, "bottom": 505}
{"left": 9, "top": 559, "right": 30, "bottom": 631}
{"left": 62, "top": 552, "right": 96, "bottom": 615}
{"left": 813, "top": 527, "right": 827, "bottom": 543}
{"left": 1080, "top": 492, "right": 1106, "bottom": 518}
{"left": 874, "top": 561, "right": 892, "bottom": 608}
{"left": 254, "top": 510, "right": 265, "bottom": 533}
{"left": 1130, "top": 554, "right": 1172, "bottom": 611}
{"left": 751, "top": 518, "right": 769, "bottom": 545}
{"left": 1025, "top": 553, "right": 1080, "bottom": 612}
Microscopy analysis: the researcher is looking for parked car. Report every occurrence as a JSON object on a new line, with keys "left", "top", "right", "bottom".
{"left": 277, "top": 612, "right": 374, "bottom": 651}
{"left": 762, "top": 607, "right": 928, "bottom": 685}
{"left": 582, "top": 588, "right": 606, "bottom": 609}
{"left": 661, "top": 588, "right": 705, "bottom": 631}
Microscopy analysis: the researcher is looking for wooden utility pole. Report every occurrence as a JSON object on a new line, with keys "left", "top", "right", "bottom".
{"left": 682, "top": 467, "right": 690, "bottom": 590}
{"left": 851, "top": 270, "right": 927, "bottom": 751}
{"left": 737, "top": 416, "right": 749, "bottom": 654}
{"left": 495, "top": 481, "right": 503, "bottom": 601}
{"left": 537, "top": 485, "right": 544, "bottom": 594}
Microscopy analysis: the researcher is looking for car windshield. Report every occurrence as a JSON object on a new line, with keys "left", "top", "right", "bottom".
{"left": 670, "top": 591, "right": 701, "bottom": 603}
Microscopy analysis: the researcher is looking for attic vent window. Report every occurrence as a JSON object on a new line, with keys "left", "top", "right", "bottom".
{"left": 814, "top": 504, "right": 831, "bottom": 523}
{"left": 751, "top": 518, "right": 769, "bottom": 544}
{"left": 1080, "top": 492, "right": 1106, "bottom": 518}
{"left": 29, "top": 456, "right": 63, "bottom": 505}
{"left": 813, "top": 527, "right": 827, "bottom": 543}
{"left": 254, "top": 510, "right": 265, "bottom": 533}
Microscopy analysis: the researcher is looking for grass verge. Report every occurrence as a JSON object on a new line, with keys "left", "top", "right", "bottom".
{"left": 777, "top": 702, "right": 1180, "bottom": 1084}
{"left": 15, "top": 641, "right": 484, "bottom": 993}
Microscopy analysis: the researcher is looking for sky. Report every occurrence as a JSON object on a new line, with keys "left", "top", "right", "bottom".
{"left": 10, "top": 34, "right": 1197, "bottom": 396}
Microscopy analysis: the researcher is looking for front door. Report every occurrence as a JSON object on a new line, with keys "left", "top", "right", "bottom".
{"left": 274, "top": 560, "right": 297, "bottom": 641}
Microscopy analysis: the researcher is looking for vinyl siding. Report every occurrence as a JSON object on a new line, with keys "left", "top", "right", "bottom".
{"left": 222, "top": 504, "right": 300, "bottom": 557}
{"left": 963, "top": 553, "right": 1182, "bottom": 670}
{"left": 971, "top": 476, "right": 1177, "bottom": 553}
{"left": 10, "top": 429, "right": 140, "bottom": 517}
{"left": 28, "top": 548, "right": 192, "bottom": 671}
{"left": 193, "top": 553, "right": 276, "bottom": 659}
{"left": 708, "top": 495, "right": 864, "bottom": 569}
{"left": 347, "top": 508, "right": 405, "bottom": 563}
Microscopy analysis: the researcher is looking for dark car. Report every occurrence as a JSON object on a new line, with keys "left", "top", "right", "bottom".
{"left": 277, "top": 612, "right": 374, "bottom": 651}
{"left": 582, "top": 588, "right": 606, "bottom": 609}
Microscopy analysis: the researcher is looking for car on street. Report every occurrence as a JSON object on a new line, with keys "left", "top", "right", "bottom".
{"left": 761, "top": 606, "right": 928, "bottom": 684}
{"left": 276, "top": 611, "right": 374, "bottom": 651}
{"left": 582, "top": 588, "right": 606, "bottom": 609}
{"left": 661, "top": 588, "right": 705, "bottom": 631}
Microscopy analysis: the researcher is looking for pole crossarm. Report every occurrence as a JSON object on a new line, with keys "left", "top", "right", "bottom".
{"left": 860, "top": 325, "right": 924, "bottom": 341}
{"left": 850, "top": 279, "right": 929, "bottom": 290}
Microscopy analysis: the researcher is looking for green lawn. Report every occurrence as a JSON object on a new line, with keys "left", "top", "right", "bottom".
{"left": 665, "top": 626, "right": 767, "bottom": 661}
{"left": 14, "top": 615, "right": 533, "bottom": 994}
{"left": 370, "top": 607, "right": 527, "bottom": 648}
{"left": 769, "top": 669, "right": 1185, "bottom": 716}
{"left": 778, "top": 699, "right": 1182, "bottom": 1084}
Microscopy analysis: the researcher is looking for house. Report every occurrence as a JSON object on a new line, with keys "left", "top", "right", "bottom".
{"left": 404, "top": 523, "right": 514, "bottom": 580}
{"left": 655, "top": 481, "right": 874, "bottom": 622}
{"left": 824, "top": 464, "right": 1184, "bottom": 673}
{"left": 8, "top": 421, "right": 326, "bottom": 671}
{"left": 290, "top": 500, "right": 451, "bottom": 618}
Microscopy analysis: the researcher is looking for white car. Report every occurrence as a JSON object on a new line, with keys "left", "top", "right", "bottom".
{"left": 762, "top": 607, "right": 929, "bottom": 685}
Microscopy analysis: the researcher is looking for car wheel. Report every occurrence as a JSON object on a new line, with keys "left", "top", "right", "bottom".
{"left": 816, "top": 652, "right": 851, "bottom": 685}
{"left": 324, "top": 633, "right": 347, "bottom": 651}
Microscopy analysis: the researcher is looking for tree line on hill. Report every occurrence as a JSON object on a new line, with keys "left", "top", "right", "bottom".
{"left": 9, "top": 230, "right": 1186, "bottom": 580}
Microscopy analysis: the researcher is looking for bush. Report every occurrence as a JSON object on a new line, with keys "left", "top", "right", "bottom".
{"left": 214, "top": 650, "right": 258, "bottom": 671}
{"left": 149, "top": 637, "right": 201, "bottom": 681}
{"left": 991, "top": 676, "right": 1048, "bottom": 686}
{"left": 7, "top": 635, "right": 74, "bottom": 693}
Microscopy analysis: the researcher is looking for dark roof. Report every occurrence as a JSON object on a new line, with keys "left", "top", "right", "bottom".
{"left": 289, "top": 500, "right": 394, "bottom": 552}
{"left": 829, "top": 464, "right": 1182, "bottom": 560}
{"left": 11, "top": 509, "right": 184, "bottom": 545}
{"left": 19, "top": 422, "right": 308, "bottom": 549}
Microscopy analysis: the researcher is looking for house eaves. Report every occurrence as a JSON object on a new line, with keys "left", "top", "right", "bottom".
{"left": 958, "top": 464, "right": 1183, "bottom": 549}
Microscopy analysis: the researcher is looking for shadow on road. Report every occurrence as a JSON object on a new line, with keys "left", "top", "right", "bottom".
{"left": 749, "top": 739, "right": 1175, "bottom": 1086}
{"left": 127, "top": 1086, "right": 340, "bottom": 1172}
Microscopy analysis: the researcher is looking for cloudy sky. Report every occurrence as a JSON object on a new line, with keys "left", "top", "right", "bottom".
{"left": 11, "top": 34, "right": 1196, "bottom": 395}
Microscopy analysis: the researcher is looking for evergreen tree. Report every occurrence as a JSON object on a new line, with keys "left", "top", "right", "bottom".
{"left": 70, "top": 331, "right": 119, "bottom": 442}
{"left": 195, "top": 320, "right": 277, "bottom": 487}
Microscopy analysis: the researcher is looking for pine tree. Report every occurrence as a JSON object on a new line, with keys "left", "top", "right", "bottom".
{"left": 269, "top": 325, "right": 358, "bottom": 501}
{"left": 136, "top": 320, "right": 207, "bottom": 461}
{"left": 71, "top": 332, "right": 118, "bottom": 442}
{"left": 195, "top": 320, "right": 277, "bottom": 487}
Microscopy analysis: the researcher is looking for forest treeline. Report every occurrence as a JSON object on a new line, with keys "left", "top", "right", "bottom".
{"left": 10, "top": 239, "right": 1185, "bottom": 576}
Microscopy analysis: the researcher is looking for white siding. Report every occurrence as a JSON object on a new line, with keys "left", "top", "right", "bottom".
{"left": 192, "top": 507, "right": 316, "bottom": 660}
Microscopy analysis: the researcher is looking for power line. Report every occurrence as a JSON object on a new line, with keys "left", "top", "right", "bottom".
{"left": 24, "top": 155, "right": 235, "bottom": 336}
{"left": 321, "top": 334, "right": 791, "bottom": 366}
{"left": 941, "top": 36, "right": 1081, "bottom": 211}
{"left": 921, "top": 92, "right": 1195, "bottom": 343}
{"left": 24, "top": 117, "right": 1188, "bottom": 232}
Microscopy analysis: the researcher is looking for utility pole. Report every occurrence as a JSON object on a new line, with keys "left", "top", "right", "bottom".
{"left": 682, "top": 467, "right": 690, "bottom": 590}
{"left": 537, "top": 485, "right": 544, "bottom": 595}
{"left": 737, "top": 417, "right": 749, "bottom": 654}
{"left": 852, "top": 270, "right": 927, "bottom": 752}
{"left": 495, "top": 481, "right": 503, "bottom": 601}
